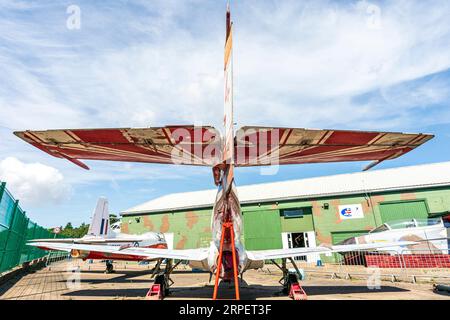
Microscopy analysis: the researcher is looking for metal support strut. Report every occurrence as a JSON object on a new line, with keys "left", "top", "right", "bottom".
{"left": 271, "top": 258, "right": 307, "bottom": 301}
{"left": 213, "top": 222, "right": 240, "bottom": 300}
{"left": 146, "top": 259, "right": 182, "bottom": 300}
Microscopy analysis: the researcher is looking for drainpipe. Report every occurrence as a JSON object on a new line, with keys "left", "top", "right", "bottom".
{"left": 361, "top": 177, "right": 379, "bottom": 227}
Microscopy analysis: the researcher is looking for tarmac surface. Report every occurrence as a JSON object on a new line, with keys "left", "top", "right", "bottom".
{"left": 0, "top": 260, "right": 448, "bottom": 300}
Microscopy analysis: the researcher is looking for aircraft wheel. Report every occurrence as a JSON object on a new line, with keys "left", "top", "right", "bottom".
{"left": 283, "top": 273, "right": 299, "bottom": 295}
{"left": 105, "top": 261, "right": 114, "bottom": 274}
{"left": 154, "top": 274, "right": 168, "bottom": 297}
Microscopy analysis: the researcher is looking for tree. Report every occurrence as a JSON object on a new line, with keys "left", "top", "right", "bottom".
{"left": 60, "top": 222, "right": 89, "bottom": 238}
{"left": 64, "top": 222, "right": 73, "bottom": 230}
{"left": 55, "top": 215, "right": 120, "bottom": 238}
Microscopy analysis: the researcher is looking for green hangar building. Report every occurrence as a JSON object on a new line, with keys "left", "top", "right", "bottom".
{"left": 121, "top": 162, "right": 450, "bottom": 262}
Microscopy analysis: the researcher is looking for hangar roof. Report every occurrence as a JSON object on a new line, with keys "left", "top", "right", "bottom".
{"left": 121, "top": 161, "right": 450, "bottom": 216}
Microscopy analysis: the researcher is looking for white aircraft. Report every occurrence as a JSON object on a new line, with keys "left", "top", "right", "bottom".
{"left": 19, "top": 4, "right": 431, "bottom": 300}
{"left": 29, "top": 197, "right": 167, "bottom": 273}
{"left": 338, "top": 217, "right": 450, "bottom": 254}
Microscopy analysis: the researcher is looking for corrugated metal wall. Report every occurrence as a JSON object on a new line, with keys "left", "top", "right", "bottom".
{"left": 0, "top": 182, "right": 64, "bottom": 274}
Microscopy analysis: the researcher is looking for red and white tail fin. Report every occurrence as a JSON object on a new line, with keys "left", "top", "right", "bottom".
{"left": 87, "top": 197, "right": 109, "bottom": 238}
{"left": 221, "top": 2, "right": 235, "bottom": 193}
{"left": 223, "top": 2, "right": 234, "bottom": 165}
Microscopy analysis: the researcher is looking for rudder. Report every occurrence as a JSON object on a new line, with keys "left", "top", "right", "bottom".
{"left": 87, "top": 197, "right": 110, "bottom": 237}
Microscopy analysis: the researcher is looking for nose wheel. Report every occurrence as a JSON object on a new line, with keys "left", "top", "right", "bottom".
{"left": 153, "top": 274, "right": 170, "bottom": 297}
{"left": 146, "top": 259, "right": 181, "bottom": 300}
{"left": 105, "top": 260, "right": 114, "bottom": 274}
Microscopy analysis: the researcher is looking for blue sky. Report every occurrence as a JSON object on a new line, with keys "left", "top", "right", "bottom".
{"left": 0, "top": 0, "right": 450, "bottom": 227}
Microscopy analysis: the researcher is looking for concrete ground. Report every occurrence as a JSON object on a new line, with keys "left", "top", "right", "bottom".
{"left": 0, "top": 260, "right": 448, "bottom": 300}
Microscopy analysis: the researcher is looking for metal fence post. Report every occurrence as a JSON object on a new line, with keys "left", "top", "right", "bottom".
{"left": 23, "top": 217, "right": 30, "bottom": 263}
{"left": 0, "top": 182, "right": 5, "bottom": 271}
{"left": 27, "top": 223, "right": 37, "bottom": 262}
{"left": 0, "top": 182, "right": 5, "bottom": 203}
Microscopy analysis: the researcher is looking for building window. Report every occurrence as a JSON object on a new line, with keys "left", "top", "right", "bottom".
{"left": 282, "top": 208, "right": 310, "bottom": 218}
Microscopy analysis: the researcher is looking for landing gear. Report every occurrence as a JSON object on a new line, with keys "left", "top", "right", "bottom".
{"left": 154, "top": 274, "right": 170, "bottom": 297}
{"left": 150, "top": 259, "right": 163, "bottom": 279}
{"left": 271, "top": 258, "right": 307, "bottom": 300}
{"left": 105, "top": 260, "right": 114, "bottom": 274}
{"left": 146, "top": 259, "right": 182, "bottom": 300}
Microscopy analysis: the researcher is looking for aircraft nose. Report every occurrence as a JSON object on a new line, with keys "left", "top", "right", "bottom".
{"left": 337, "top": 237, "right": 357, "bottom": 246}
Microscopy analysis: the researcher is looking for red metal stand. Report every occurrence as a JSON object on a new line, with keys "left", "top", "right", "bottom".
{"left": 289, "top": 283, "right": 308, "bottom": 301}
{"left": 212, "top": 222, "right": 240, "bottom": 300}
{"left": 146, "top": 284, "right": 163, "bottom": 300}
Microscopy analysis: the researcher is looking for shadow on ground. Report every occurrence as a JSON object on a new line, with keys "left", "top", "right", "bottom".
{"left": 61, "top": 278, "right": 411, "bottom": 300}
{"left": 57, "top": 269, "right": 156, "bottom": 285}
{"left": 302, "top": 285, "right": 409, "bottom": 296}
{"left": 61, "top": 280, "right": 276, "bottom": 299}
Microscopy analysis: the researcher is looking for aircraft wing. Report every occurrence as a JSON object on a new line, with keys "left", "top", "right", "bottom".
{"left": 29, "top": 238, "right": 148, "bottom": 244}
{"left": 14, "top": 126, "right": 221, "bottom": 170}
{"left": 28, "top": 242, "right": 209, "bottom": 261}
{"left": 235, "top": 127, "right": 433, "bottom": 170}
{"left": 29, "top": 238, "right": 80, "bottom": 244}
{"left": 246, "top": 241, "right": 416, "bottom": 261}
{"left": 119, "top": 247, "right": 210, "bottom": 261}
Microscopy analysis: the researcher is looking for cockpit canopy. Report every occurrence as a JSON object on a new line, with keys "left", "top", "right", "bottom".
{"left": 369, "top": 218, "right": 443, "bottom": 234}
{"left": 110, "top": 222, "right": 121, "bottom": 232}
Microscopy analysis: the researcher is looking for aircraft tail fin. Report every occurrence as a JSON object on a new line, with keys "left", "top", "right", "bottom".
{"left": 223, "top": 2, "right": 234, "bottom": 165}
{"left": 87, "top": 197, "right": 110, "bottom": 238}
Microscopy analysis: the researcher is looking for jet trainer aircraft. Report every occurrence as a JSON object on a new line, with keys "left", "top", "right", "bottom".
{"left": 29, "top": 197, "right": 167, "bottom": 273}
{"left": 338, "top": 217, "right": 449, "bottom": 254}
{"left": 16, "top": 4, "right": 432, "bottom": 300}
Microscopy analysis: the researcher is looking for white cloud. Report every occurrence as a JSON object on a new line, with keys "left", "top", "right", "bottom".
{"left": 0, "top": 157, "right": 72, "bottom": 206}
{"left": 1, "top": 1, "right": 449, "bottom": 132}
{"left": 234, "top": 0, "right": 450, "bottom": 128}
{"left": 0, "top": 0, "right": 449, "bottom": 187}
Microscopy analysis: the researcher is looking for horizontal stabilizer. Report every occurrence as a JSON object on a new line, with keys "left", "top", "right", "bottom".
{"left": 235, "top": 127, "right": 433, "bottom": 167}
{"left": 14, "top": 126, "right": 221, "bottom": 168}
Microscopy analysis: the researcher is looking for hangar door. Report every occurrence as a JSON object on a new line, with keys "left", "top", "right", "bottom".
{"left": 243, "top": 210, "right": 282, "bottom": 250}
{"left": 379, "top": 200, "right": 429, "bottom": 223}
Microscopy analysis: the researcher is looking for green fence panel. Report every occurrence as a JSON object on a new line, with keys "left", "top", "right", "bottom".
{"left": 19, "top": 217, "right": 31, "bottom": 265}
{"left": 0, "top": 183, "right": 64, "bottom": 274}
{"left": 0, "top": 189, "right": 15, "bottom": 228}
{"left": 0, "top": 198, "right": 18, "bottom": 273}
